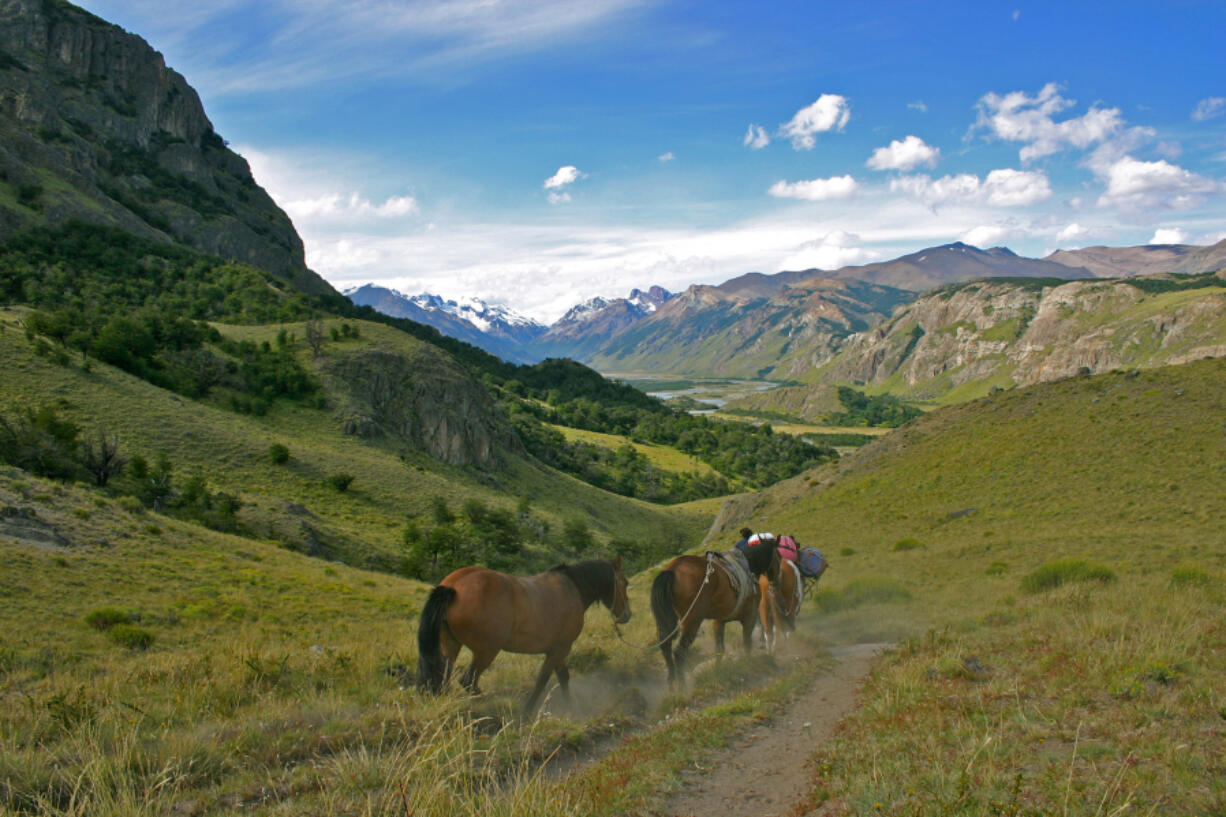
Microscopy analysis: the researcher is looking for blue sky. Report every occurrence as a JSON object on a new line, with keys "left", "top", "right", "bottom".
{"left": 81, "top": 0, "right": 1226, "bottom": 321}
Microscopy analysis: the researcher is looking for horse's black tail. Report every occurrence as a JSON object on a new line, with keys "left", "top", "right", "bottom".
{"left": 417, "top": 585, "right": 456, "bottom": 693}
{"left": 651, "top": 570, "right": 678, "bottom": 644}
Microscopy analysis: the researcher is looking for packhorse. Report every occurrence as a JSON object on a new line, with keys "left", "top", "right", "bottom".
{"left": 759, "top": 556, "right": 803, "bottom": 653}
{"left": 650, "top": 540, "right": 780, "bottom": 690}
{"left": 416, "top": 556, "right": 630, "bottom": 715}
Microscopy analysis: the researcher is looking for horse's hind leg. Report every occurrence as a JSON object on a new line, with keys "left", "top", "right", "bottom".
{"left": 673, "top": 623, "right": 700, "bottom": 691}
{"left": 460, "top": 648, "right": 498, "bottom": 695}
{"left": 659, "top": 636, "right": 677, "bottom": 689}
{"left": 712, "top": 620, "right": 727, "bottom": 662}
{"left": 741, "top": 611, "right": 758, "bottom": 655}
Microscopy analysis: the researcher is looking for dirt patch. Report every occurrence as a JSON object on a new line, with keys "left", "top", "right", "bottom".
{"left": 659, "top": 642, "right": 887, "bottom": 817}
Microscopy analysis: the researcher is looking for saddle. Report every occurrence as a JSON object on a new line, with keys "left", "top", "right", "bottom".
{"left": 708, "top": 548, "right": 755, "bottom": 617}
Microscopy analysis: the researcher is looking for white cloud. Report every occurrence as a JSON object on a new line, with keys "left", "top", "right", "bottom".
{"left": 767, "top": 175, "right": 858, "bottom": 201}
{"left": 743, "top": 124, "right": 770, "bottom": 149}
{"left": 866, "top": 135, "right": 940, "bottom": 171}
{"left": 779, "top": 230, "right": 878, "bottom": 271}
{"left": 1012, "top": 9, "right": 1020, "bottom": 21}
{"left": 908, "top": 101, "right": 927, "bottom": 113}
{"left": 1150, "top": 227, "right": 1189, "bottom": 245}
{"left": 1095, "top": 156, "right": 1218, "bottom": 210}
{"left": 658, "top": 152, "right": 675, "bottom": 162}
{"left": 974, "top": 82, "right": 1125, "bottom": 162}
{"left": 1192, "top": 97, "right": 1226, "bottom": 122}
{"left": 779, "top": 94, "right": 850, "bottom": 150}
{"left": 94, "top": 0, "right": 650, "bottom": 95}
{"left": 544, "top": 165, "right": 583, "bottom": 189}
{"left": 282, "top": 192, "right": 420, "bottom": 221}
{"left": 547, "top": 191, "right": 571, "bottom": 205}
{"left": 1055, "top": 222, "right": 1090, "bottom": 243}
{"left": 961, "top": 224, "right": 1010, "bottom": 247}
{"left": 890, "top": 168, "right": 1050, "bottom": 208}
{"left": 981, "top": 168, "right": 1052, "bottom": 206}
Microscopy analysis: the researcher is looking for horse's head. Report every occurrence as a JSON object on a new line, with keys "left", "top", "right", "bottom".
{"left": 609, "top": 555, "right": 631, "bottom": 624}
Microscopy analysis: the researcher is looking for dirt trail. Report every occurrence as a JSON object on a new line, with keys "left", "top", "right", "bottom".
{"left": 659, "top": 642, "right": 888, "bottom": 817}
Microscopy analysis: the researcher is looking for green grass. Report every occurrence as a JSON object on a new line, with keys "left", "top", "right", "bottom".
{"left": 707, "top": 357, "right": 1226, "bottom": 814}
{"left": 551, "top": 423, "right": 722, "bottom": 478}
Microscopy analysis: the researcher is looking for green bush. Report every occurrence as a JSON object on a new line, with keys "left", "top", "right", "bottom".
{"left": 985, "top": 561, "right": 1008, "bottom": 576}
{"left": 893, "top": 537, "right": 922, "bottom": 552}
{"left": 107, "top": 624, "right": 155, "bottom": 650}
{"left": 1020, "top": 559, "right": 1116, "bottom": 593}
{"left": 84, "top": 607, "right": 133, "bottom": 630}
{"left": 327, "top": 472, "right": 355, "bottom": 492}
{"left": 268, "top": 443, "right": 290, "bottom": 464}
{"left": 814, "top": 577, "right": 912, "bottom": 612}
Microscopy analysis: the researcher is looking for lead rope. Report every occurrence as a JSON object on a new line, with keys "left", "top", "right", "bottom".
{"left": 613, "top": 555, "right": 716, "bottom": 652}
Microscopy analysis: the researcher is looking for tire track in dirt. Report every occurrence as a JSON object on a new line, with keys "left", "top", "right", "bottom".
{"left": 659, "top": 642, "right": 888, "bottom": 817}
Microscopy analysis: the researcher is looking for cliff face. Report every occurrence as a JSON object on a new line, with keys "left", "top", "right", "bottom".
{"left": 819, "top": 274, "right": 1226, "bottom": 398}
{"left": 0, "top": 0, "right": 330, "bottom": 295}
{"left": 324, "top": 345, "right": 521, "bottom": 470}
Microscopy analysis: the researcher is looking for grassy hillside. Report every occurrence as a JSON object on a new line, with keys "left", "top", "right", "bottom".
{"left": 708, "top": 359, "right": 1226, "bottom": 813}
{"left": 0, "top": 309, "right": 712, "bottom": 574}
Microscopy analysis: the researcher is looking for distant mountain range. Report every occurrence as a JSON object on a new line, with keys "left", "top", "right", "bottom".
{"left": 345, "top": 238, "right": 1226, "bottom": 378}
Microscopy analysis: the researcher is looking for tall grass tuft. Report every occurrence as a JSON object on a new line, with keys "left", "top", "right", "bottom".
{"left": 1020, "top": 558, "right": 1116, "bottom": 593}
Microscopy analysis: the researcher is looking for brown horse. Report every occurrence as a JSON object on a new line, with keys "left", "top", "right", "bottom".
{"left": 416, "top": 557, "right": 630, "bottom": 714}
{"left": 650, "top": 541, "right": 779, "bottom": 690}
{"left": 759, "top": 557, "right": 804, "bottom": 653}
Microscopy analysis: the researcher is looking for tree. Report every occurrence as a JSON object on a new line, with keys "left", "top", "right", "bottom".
{"left": 304, "top": 318, "right": 325, "bottom": 357}
{"left": 80, "top": 429, "right": 126, "bottom": 486}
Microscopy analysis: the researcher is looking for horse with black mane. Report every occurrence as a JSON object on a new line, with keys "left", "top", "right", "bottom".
{"left": 650, "top": 540, "right": 779, "bottom": 690}
{"left": 416, "top": 556, "right": 630, "bottom": 715}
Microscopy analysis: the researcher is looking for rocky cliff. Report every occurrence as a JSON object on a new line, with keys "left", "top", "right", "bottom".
{"left": 0, "top": 0, "right": 331, "bottom": 295}
{"left": 323, "top": 344, "right": 521, "bottom": 469}
{"left": 816, "top": 272, "right": 1226, "bottom": 399}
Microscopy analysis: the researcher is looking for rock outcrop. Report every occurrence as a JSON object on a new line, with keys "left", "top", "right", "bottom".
{"left": 324, "top": 345, "right": 521, "bottom": 469}
{"left": 0, "top": 0, "right": 331, "bottom": 295}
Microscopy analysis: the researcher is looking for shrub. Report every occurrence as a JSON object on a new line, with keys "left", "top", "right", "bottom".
{"left": 840, "top": 546, "right": 856, "bottom": 557}
{"left": 893, "top": 537, "right": 922, "bottom": 552}
{"left": 107, "top": 624, "right": 154, "bottom": 650}
{"left": 814, "top": 577, "right": 911, "bottom": 612}
{"left": 1020, "top": 559, "right": 1116, "bottom": 593}
{"left": 84, "top": 607, "right": 133, "bottom": 630}
{"left": 985, "top": 561, "right": 1008, "bottom": 576}
{"left": 268, "top": 443, "right": 290, "bottom": 464}
{"left": 118, "top": 495, "right": 144, "bottom": 515}
{"left": 327, "top": 472, "right": 355, "bottom": 492}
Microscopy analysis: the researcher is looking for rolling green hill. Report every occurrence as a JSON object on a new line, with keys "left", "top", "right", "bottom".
{"left": 706, "top": 358, "right": 1226, "bottom": 813}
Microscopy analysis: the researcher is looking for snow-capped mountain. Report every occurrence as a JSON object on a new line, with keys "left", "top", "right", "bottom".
{"left": 406, "top": 293, "right": 545, "bottom": 345}
{"left": 345, "top": 285, "right": 544, "bottom": 363}
{"left": 528, "top": 285, "right": 673, "bottom": 359}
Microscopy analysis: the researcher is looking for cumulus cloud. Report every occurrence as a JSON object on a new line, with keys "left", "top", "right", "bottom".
{"left": 779, "top": 94, "right": 850, "bottom": 150}
{"left": 975, "top": 82, "right": 1126, "bottom": 162}
{"left": 1055, "top": 222, "right": 1090, "bottom": 243}
{"left": 743, "top": 124, "right": 770, "bottom": 149}
{"left": 866, "top": 135, "right": 940, "bottom": 171}
{"left": 767, "top": 175, "right": 858, "bottom": 201}
{"left": 890, "top": 169, "right": 1051, "bottom": 208}
{"left": 544, "top": 165, "right": 582, "bottom": 189}
{"left": 1192, "top": 97, "right": 1226, "bottom": 122}
{"left": 961, "top": 224, "right": 1010, "bottom": 247}
{"left": 779, "top": 230, "right": 878, "bottom": 271}
{"left": 1094, "top": 156, "right": 1218, "bottom": 210}
{"left": 283, "top": 192, "right": 419, "bottom": 221}
{"left": 1150, "top": 227, "right": 1190, "bottom": 245}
